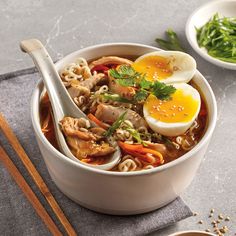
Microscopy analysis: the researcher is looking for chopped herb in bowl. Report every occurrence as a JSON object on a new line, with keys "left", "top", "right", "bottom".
{"left": 196, "top": 13, "right": 236, "bottom": 63}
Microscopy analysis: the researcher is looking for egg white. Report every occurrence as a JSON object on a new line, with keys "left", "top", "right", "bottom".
{"left": 143, "top": 83, "right": 201, "bottom": 137}
{"left": 135, "top": 51, "right": 197, "bottom": 84}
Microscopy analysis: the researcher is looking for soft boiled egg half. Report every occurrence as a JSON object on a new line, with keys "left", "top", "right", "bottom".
{"left": 133, "top": 51, "right": 196, "bottom": 84}
{"left": 143, "top": 83, "right": 201, "bottom": 136}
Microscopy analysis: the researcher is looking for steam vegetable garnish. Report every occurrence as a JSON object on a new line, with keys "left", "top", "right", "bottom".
{"left": 109, "top": 65, "right": 176, "bottom": 102}
{"left": 104, "top": 111, "right": 147, "bottom": 145}
{"left": 104, "top": 111, "right": 146, "bottom": 145}
{"left": 102, "top": 93, "right": 132, "bottom": 104}
{"left": 104, "top": 111, "right": 127, "bottom": 137}
{"left": 118, "top": 141, "right": 164, "bottom": 165}
{"left": 196, "top": 13, "right": 236, "bottom": 63}
{"left": 155, "top": 29, "right": 185, "bottom": 52}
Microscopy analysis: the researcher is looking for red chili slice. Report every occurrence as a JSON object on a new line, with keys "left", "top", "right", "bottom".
{"left": 91, "top": 64, "right": 119, "bottom": 75}
{"left": 91, "top": 65, "right": 110, "bottom": 74}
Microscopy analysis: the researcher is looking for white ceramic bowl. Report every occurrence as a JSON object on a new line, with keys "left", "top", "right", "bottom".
{"left": 186, "top": 0, "right": 236, "bottom": 70}
{"left": 31, "top": 43, "right": 217, "bottom": 215}
{"left": 168, "top": 230, "right": 215, "bottom": 236}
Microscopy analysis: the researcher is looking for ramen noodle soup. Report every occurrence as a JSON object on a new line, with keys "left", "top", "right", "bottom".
{"left": 40, "top": 51, "right": 208, "bottom": 172}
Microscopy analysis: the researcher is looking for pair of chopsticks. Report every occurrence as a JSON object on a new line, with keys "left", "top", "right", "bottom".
{"left": 0, "top": 113, "right": 77, "bottom": 236}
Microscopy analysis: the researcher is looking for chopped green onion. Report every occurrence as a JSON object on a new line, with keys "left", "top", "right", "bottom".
{"left": 196, "top": 13, "right": 236, "bottom": 63}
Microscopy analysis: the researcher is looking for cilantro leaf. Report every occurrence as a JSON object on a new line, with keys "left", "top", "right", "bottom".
{"left": 110, "top": 65, "right": 141, "bottom": 87}
{"left": 118, "top": 65, "right": 139, "bottom": 77}
{"left": 152, "top": 81, "right": 176, "bottom": 100}
{"left": 108, "top": 65, "right": 176, "bottom": 102}
{"left": 116, "top": 78, "right": 136, "bottom": 87}
{"left": 109, "top": 69, "right": 121, "bottom": 79}
{"left": 140, "top": 77, "right": 152, "bottom": 89}
{"left": 134, "top": 89, "right": 149, "bottom": 102}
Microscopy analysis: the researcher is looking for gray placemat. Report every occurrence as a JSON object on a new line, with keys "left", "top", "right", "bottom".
{"left": 0, "top": 70, "right": 192, "bottom": 236}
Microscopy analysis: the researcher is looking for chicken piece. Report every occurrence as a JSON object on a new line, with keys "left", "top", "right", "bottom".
{"left": 95, "top": 104, "right": 148, "bottom": 129}
{"left": 108, "top": 71, "right": 136, "bottom": 100}
{"left": 79, "top": 73, "right": 107, "bottom": 90}
{"left": 60, "top": 117, "right": 95, "bottom": 141}
{"left": 89, "top": 56, "right": 133, "bottom": 69}
{"left": 90, "top": 127, "right": 107, "bottom": 139}
{"left": 67, "top": 73, "right": 107, "bottom": 99}
{"left": 85, "top": 142, "right": 115, "bottom": 157}
{"left": 66, "top": 137, "right": 115, "bottom": 158}
{"left": 60, "top": 116, "right": 115, "bottom": 159}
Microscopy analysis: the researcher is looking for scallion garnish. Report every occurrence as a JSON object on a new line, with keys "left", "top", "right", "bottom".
{"left": 196, "top": 13, "right": 236, "bottom": 63}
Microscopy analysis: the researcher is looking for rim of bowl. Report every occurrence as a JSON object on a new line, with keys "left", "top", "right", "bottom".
{"left": 168, "top": 230, "right": 216, "bottom": 236}
{"left": 185, "top": 0, "right": 236, "bottom": 70}
{"left": 31, "top": 42, "right": 217, "bottom": 177}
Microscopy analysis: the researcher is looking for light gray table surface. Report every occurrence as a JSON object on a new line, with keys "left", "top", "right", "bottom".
{"left": 0, "top": 0, "right": 235, "bottom": 235}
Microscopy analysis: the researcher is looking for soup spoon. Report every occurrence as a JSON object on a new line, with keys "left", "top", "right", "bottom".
{"left": 20, "top": 39, "right": 121, "bottom": 170}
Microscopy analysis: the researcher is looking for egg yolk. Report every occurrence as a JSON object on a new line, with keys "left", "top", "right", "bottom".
{"left": 132, "top": 55, "right": 173, "bottom": 81}
{"left": 144, "top": 90, "right": 199, "bottom": 123}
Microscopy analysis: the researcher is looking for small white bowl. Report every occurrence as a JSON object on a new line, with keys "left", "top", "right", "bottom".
{"left": 31, "top": 43, "right": 217, "bottom": 215}
{"left": 168, "top": 230, "right": 215, "bottom": 236}
{"left": 186, "top": 0, "right": 236, "bottom": 70}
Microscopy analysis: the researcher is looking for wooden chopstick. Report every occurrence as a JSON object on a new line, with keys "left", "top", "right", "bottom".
{"left": 0, "top": 145, "right": 62, "bottom": 236}
{"left": 0, "top": 113, "right": 77, "bottom": 236}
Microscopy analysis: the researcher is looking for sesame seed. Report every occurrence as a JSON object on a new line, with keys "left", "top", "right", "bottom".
{"left": 209, "top": 213, "right": 213, "bottom": 218}
{"left": 198, "top": 220, "right": 203, "bottom": 224}
{"left": 218, "top": 214, "right": 224, "bottom": 220}
{"left": 210, "top": 209, "right": 215, "bottom": 213}
{"left": 205, "top": 229, "right": 210, "bottom": 232}
{"left": 225, "top": 216, "right": 230, "bottom": 221}
{"left": 173, "top": 66, "right": 179, "bottom": 71}
{"left": 220, "top": 227, "right": 228, "bottom": 233}
{"left": 193, "top": 212, "right": 198, "bottom": 216}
